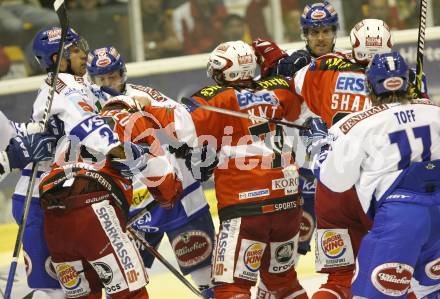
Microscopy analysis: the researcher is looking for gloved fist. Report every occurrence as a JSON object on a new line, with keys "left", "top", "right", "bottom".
{"left": 252, "top": 38, "right": 287, "bottom": 77}
{"left": 185, "top": 144, "right": 218, "bottom": 182}
{"left": 6, "top": 132, "right": 57, "bottom": 169}
{"left": 268, "top": 50, "right": 312, "bottom": 78}
{"left": 111, "top": 142, "right": 150, "bottom": 178}
{"left": 299, "top": 117, "right": 330, "bottom": 159}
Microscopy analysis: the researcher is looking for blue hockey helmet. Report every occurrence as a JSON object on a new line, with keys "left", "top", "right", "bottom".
{"left": 366, "top": 51, "right": 409, "bottom": 96}
{"left": 87, "top": 46, "right": 127, "bottom": 83}
{"left": 300, "top": 1, "right": 339, "bottom": 32}
{"left": 32, "top": 26, "right": 87, "bottom": 70}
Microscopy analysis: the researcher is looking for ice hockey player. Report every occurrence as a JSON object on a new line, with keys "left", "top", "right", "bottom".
{"left": 9, "top": 25, "right": 136, "bottom": 298}
{"left": 282, "top": 18, "right": 394, "bottom": 299}
{"left": 251, "top": 1, "right": 340, "bottom": 272}
{"left": 39, "top": 93, "right": 183, "bottom": 298}
{"left": 86, "top": 46, "right": 216, "bottom": 297}
{"left": 132, "top": 40, "right": 308, "bottom": 299}
{"left": 301, "top": 51, "right": 440, "bottom": 299}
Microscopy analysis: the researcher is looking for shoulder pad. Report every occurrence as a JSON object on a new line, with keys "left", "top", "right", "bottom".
{"left": 256, "top": 76, "right": 291, "bottom": 90}
{"left": 193, "top": 85, "right": 229, "bottom": 100}
{"left": 316, "top": 56, "right": 366, "bottom": 72}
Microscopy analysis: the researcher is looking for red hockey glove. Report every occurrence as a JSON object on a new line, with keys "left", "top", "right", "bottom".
{"left": 252, "top": 38, "right": 288, "bottom": 77}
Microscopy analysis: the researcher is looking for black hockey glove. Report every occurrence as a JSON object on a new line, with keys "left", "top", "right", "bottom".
{"left": 185, "top": 144, "right": 218, "bottom": 182}
{"left": 268, "top": 50, "right": 312, "bottom": 78}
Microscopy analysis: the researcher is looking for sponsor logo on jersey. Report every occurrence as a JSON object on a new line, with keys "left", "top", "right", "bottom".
{"left": 199, "top": 85, "right": 223, "bottom": 98}
{"left": 23, "top": 250, "right": 32, "bottom": 277}
{"left": 275, "top": 242, "right": 294, "bottom": 264}
{"left": 237, "top": 91, "right": 277, "bottom": 110}
{"left": 95, "top": 206, "right": 135, "bottom": 273}
{"left": 256, "top": 77, "right": 290, "bottom": 90}
{"left": 244, "top": 243, "right": 264, "bottom": 272}
{"left": 215, "top": 219, "right": 236, "bottom": 277}
{"left": 299, "top": 211, "right": 314, "bottom": 242}
{"left": 334, "top": 73, "right": 368, "bottom": 95}
{"left": 45, "top": 256, "right": 58, "bottom": 280}
{"left": 172, "top": 230, "right": 213, "bottom": 268}
{"left": 320, "top": 57, "right": 366, "bottom": 72}
{"left": 321, "top": 230, "right": 347, "bottom": 259}
{"left": 311, "top": 9, "right": 326, "bottom": 20}
{"left": 425, "top": 258, "right": 440, "bottom": 280}
{"left": 238, "top": 188, "right": 269, "bottom": 200}
{"left": 270, "top": 237, "right": 297, "bottom": 273}
{"left": 384, "top": 77, "right": 404, "bottom": 91}
{"left": 371, "top": 263, "right": 413, "bottom": 296}
{"left": 272, "top": 177, "right": 299, "bottom": 195}
{"left": 56, "top": 263, "right": 82, "bottom": 290}
{"left": 339, "top": 104, "right": 389, "bottom": 134}
{"left": 93, "top": 262, "right": 113, "bottom": 285}
{"left": 45, "top": 75, "right": 67, "bottom": 94}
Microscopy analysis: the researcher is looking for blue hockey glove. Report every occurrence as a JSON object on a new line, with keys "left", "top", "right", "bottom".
{"left": 111, "top": 142, "right": 150, "bottom": 178}
{"left": 268, "top": 50, "right": 311, "bottom": 78}
{"left": 185, "top": 144, "right": 218, "bottom": 182}
{"left": 299, "top": 117, "right": 330, "bottom": 159}
{"left": 6, "top": 132, "right": 57, "bottom": 169}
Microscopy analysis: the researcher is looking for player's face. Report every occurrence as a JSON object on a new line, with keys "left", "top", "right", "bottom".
{"left": 93, "top": 70, "right": 124, "bottom": 92}
{"left": 305, "top": 26, "right": 336, "bottom": 57}
{"left": 68, "top": 45, "right": 88, "bottom": 76}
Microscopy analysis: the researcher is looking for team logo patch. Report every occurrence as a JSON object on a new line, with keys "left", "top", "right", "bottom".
{"left": 425, "top": 258, "right": 440, "bottom": 280}
{"left": 93, "top": 262, "right": 113, "bottom": 285}
{"left": 56, "top": 263, "right": 82, "bottom": 290}
{"left": 384, "top": 77, "right": 404, "bottom": 91}
{"left": 371, "top": 263, "right": 413, "bottom": 296}
{"left": 172, "top": 230, "right": 213, "bottom": 268}
{"left": 321, "top": 230, "right": 347, "bottom": 259}
{"left": 299, "top": 211, "right": 314, "bottom": 242}
{"left": 311, "top": 9, "right": 326, "bottom": 20}
{"left": 45, "top": 257, "right": 58, "bottom": 280}
{"left": 244, "top": 243, "right": 264, "bottom": 272}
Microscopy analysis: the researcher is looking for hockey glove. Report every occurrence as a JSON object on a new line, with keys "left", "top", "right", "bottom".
{"left": 111, "top": 142, "right": 150, "bottom": 178}
{"left": 252, "top": 38, "right": 288, "bottom": 77}
{"left": 299, "top": 117, "right": 331, "bottom": 160}
{"left": 268, "top": 50, "right": 311, "bottom": 78}
{"left": 6, "top": 132, "right": 57, "bottom": 169}
{"left": 185, "top": 144, "right": 218, "bottom": 182}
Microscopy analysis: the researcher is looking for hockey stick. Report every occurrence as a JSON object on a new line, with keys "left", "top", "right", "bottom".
{"left": 127, "top": 227, "right": 204, "bottom": 298}
{"left": 415, "top": 0, "right": 427, "bottom": 93}
{"left": 3, "top": 1, "right": 69, "bottom": 298}
{"left": 181, "top": 97, "right": 308, "bottom": 130}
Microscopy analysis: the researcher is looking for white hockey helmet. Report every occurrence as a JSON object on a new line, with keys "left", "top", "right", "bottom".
{"left": 207, "top": 41, "right": 257, "bottom": 84}
{"left": 350, "top": 19, "right": 393, "bottom": 64}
